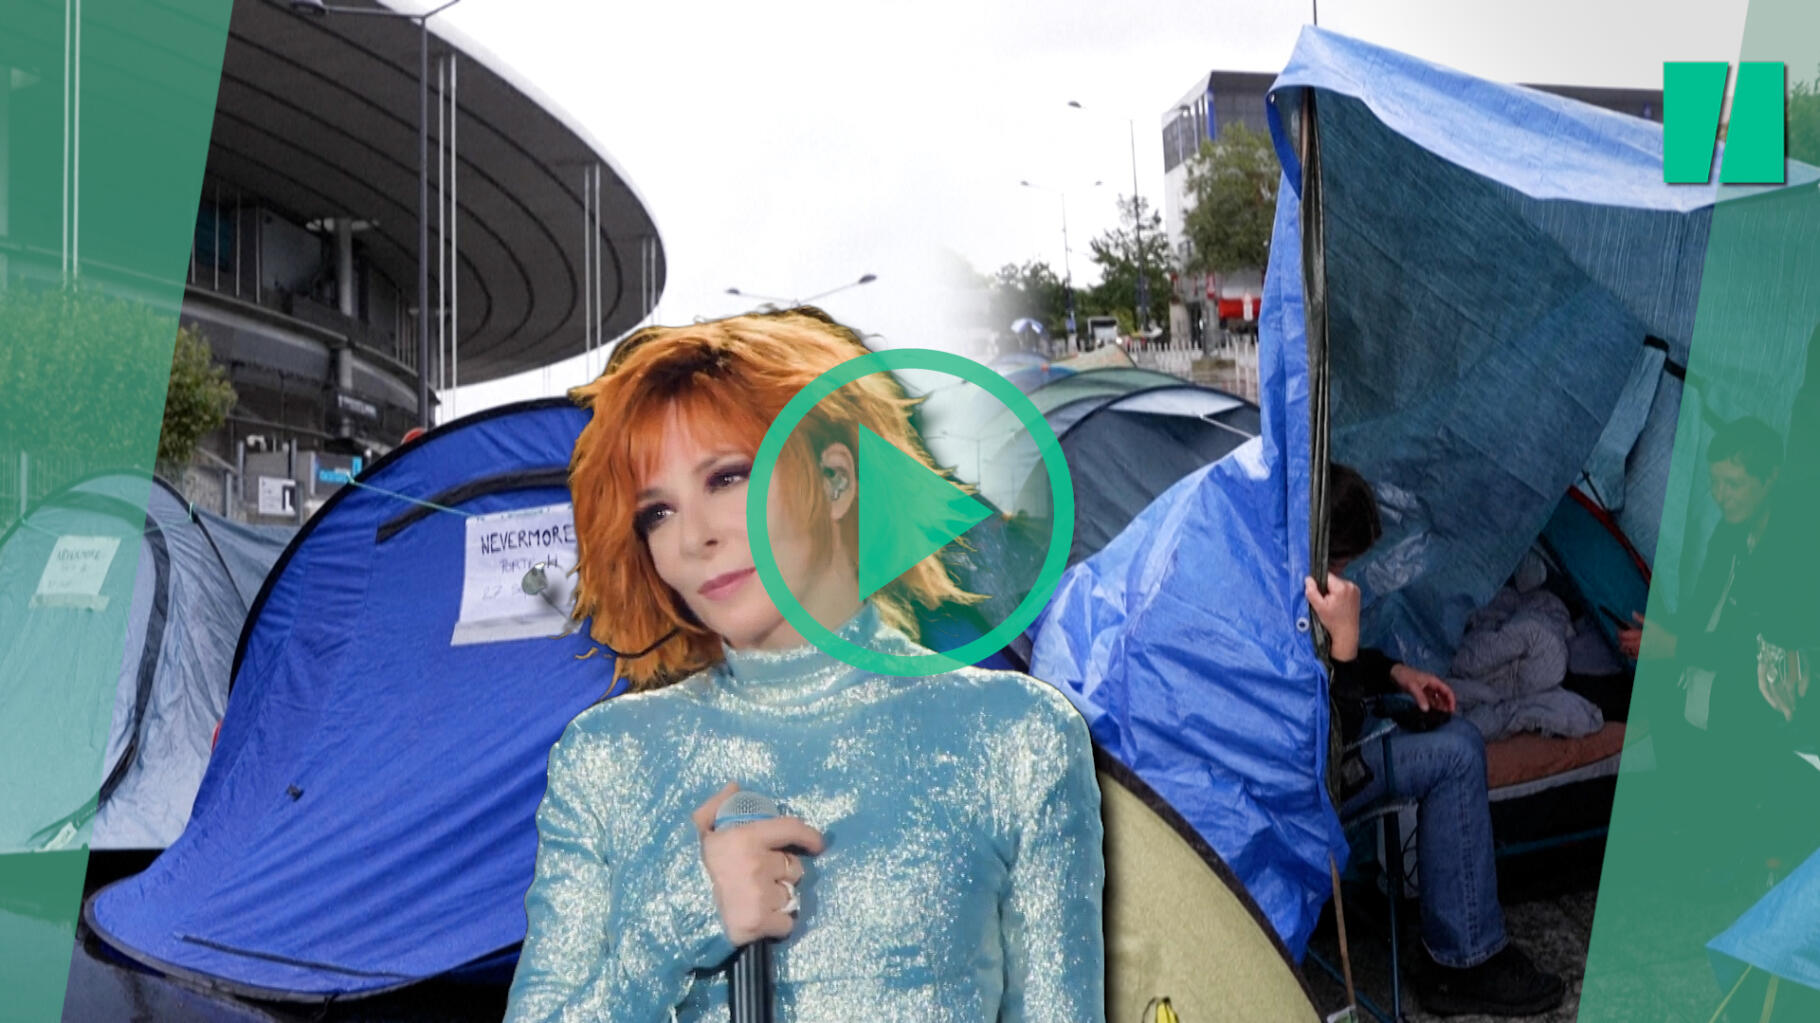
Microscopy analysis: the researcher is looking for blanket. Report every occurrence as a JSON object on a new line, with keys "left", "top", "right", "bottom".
{"left": 1448, "top": 574, "right": 1605, "bottom": 741}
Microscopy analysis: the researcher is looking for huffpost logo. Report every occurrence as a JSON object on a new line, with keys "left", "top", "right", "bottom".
{"left": 1664, "top": 62, "right": 1786, "bottom": 184}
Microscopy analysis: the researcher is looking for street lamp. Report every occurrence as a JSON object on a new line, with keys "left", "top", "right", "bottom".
{"left": 282, "top": 0, "right": 467, "bottom": 429}
{"left": 1067, "top": 99, "right": 1152, "bottom": 335}
{"left": 723, "top": 286, "right": 790, "bottom": 307}
{"left": 725, "top": 273, "right": 878, "bottom": 307}
{"left": 1020, "top": 179, "right": 1101, "bottom": 350}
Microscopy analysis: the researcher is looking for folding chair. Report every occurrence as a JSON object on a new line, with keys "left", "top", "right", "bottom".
{"left": 1308, "top": 694, "right": 1422, "bottom": 1023}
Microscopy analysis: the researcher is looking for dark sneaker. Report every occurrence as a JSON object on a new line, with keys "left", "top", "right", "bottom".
{"left": 1416, "top": 944, "right": 1567, "bottom": 1017}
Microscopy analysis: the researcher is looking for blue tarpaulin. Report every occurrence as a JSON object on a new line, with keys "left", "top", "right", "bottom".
{"left": 1027, "top": 26, "right": 1817, "bottom": 958}
{"left": 1028, "top": 190, "right": 1335, "bottom": 957}
{"left": 1709, "top": 843, "right": 1820, "bottom": 995}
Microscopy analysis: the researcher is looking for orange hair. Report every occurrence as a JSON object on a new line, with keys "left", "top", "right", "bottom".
{"left": 567, "top": 307, "right": 978, "bottom": 689}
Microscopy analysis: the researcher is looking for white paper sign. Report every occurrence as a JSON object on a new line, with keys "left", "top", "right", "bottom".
{"left": 451, "top": 503, "right": 581, "bottom": 646}
{"left": 257, "top": 476, "right": 295, "bottom": 516}
{"left": 33, "top": 535, "right": 122, "bottom": 610}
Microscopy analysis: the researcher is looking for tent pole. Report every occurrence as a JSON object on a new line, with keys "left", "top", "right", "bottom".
{"left": 1299, "top": 92, "right": 1359, "bottom": 976}
{"left": 1300, "top": 87, "right": 1333, "bottom": 597}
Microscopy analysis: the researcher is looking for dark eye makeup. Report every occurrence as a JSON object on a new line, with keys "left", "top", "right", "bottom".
{"left": 633, "top": 502, "right": 671, "bottom": 537}
{"left": 708, "top": 460, "right": 752, "bottom": 490}
{"left": 633, "top": 459, "right": 750, "bottom": 539}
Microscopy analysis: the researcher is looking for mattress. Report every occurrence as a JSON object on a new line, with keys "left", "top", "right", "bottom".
{"left": 1486, "top": 722, "right": 1627, "bottom": 799}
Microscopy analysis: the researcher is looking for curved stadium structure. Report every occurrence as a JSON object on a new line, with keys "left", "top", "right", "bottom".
{"left": 1, "top": 0, "right": 664, "bottom": 522}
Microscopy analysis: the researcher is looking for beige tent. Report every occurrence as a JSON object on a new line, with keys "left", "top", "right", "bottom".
{"left": 1056, "top": 344, "right": 1138, "bottom": 373}
{"left": 1101, "top": 755, "right": 1323, "bottom": 1022}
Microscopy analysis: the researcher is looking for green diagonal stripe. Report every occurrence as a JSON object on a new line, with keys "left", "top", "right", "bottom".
{"left": 1664, "top": 61, "right": 1729, "bottom": 183}
{"left": 0, "top": 2, "right": 231, "bottom": 1019}
{"left": 1581, "top": 3, "right": 1820, "bottom": 1018}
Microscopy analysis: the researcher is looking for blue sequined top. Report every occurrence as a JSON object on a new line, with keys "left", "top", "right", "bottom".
{"left": 504, "top": 602, "right": 1105, "bottom": 1022}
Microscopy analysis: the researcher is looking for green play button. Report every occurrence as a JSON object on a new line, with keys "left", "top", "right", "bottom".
{"left": 855, "top": 425, "right": 994, "bottom": 600}
{"left": 749, "top": 348, "right": 1074, "bottom": 676}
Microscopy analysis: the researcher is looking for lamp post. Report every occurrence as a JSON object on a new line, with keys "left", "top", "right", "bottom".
{"left": 725, "top": 273, "right": 878, "bottom": 307}
{"left": 1067, "top": 100, "right": 1152, "bottom": 335}
{"left": 283, "top": 0, "right": 467, "bottom": 430}
{"left": 1020, "top": 179, "right": 1100, "bottom": 351}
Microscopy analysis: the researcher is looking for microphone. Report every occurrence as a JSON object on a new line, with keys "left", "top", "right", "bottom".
{"left": 713, "top": 791, "right": 782, "bottom": 1023}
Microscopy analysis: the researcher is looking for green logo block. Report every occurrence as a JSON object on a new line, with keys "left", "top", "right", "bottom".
{"left": 854, "top": 425, "right": 993, "bottom": 600}
{"left": 1664, "top": 61, "right": 1785, "bottom": 184}
{"left": 748, "top": 349, "right": 1073, "bottom": 676}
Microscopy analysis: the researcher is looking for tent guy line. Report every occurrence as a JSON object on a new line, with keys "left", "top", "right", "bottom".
{"left": 338, "top": 476, "right": 476, "bottom": 519}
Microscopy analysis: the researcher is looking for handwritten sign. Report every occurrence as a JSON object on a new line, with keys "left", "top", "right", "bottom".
{"left": 451, "top": 503, "right": 581, "bottom": 646}
{"left": 32, "top": 535, "right": 122, "bottom": 611}
{"left": 257, "top": 476, "right": 294, "bottom": 517}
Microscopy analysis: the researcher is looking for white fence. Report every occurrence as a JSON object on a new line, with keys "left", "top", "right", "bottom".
{"left": 1128, "top": 348, "right": 1195, "bottom": 379}
{"left": 1127, "top": 335, "right": 1261, "bottom": 404}
{"left": 1205, "top": 336, "right": 1261, "bottom": 403}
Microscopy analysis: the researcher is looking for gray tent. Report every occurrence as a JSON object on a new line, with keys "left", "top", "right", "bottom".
{"left": 971, "top": 371, "right": 1261, "bottom": 565}
{"left": 0, "top": 474, "right": 290, "bottom": 852}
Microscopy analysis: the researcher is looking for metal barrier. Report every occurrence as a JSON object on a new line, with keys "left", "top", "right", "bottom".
{"left": 1, "top": 451, "right": 97, "bottom": 531}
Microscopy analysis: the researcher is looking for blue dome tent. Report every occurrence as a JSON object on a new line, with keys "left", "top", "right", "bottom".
{"left": 82, "top": 398, "right": 1033, "bottom": 1001}
{"left": 85, "top": 401, "right": 613, "bottom": 1000}
{"left": 1026, "top": 26, "right": 1819, "bottom": 959}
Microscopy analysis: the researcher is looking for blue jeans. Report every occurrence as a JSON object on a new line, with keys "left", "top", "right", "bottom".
{"left": 1340, "top": 716, "right": 1508, "bottom": 968}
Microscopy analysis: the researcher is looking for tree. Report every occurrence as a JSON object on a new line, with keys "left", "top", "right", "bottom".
{"left": 157, "top": 325, "right": 236, "bottom": 471}
{"left": 1181, "top": 122, "right": 1279, "bottom": 277}
{"left": 1791, "top": 65, "right": 1820, "bottom": 168}
{"left": 1083, "top": 193, "right": 1171, "bottom": 333}
{"left": 987, "top": 260, "right": 1070, "bottom": 338}
{"left": 0, "top": 283, "right": 179, "bottom": 471}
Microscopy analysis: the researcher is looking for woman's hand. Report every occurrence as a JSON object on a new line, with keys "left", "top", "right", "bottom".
{"left": 1390, "top": 663, "right": 1458, "bottom": 713}
{"left": 1618, "top": 612, "right": 1676, "bottom": 660}
{"left": 1305, "top": 573, "right": 1361, "bottom": 662}
{"left": 692, "top": 784, "right": 824, "bottom": 947}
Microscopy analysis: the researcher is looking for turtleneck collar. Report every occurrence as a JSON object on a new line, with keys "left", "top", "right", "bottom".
{"left": 709, "top": 602, "right": 893, "bottom": 708}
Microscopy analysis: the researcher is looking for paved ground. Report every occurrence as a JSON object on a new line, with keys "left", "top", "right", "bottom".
{"left": 1304, "top": 884, "right": 1598, "bottom": 1023}
{"left": 1301, "top": 816, "right": 1820, "bottom": 1023}
{"left": 57, "top": 841, "right": 1611, "bottom": 1022}
{"left": 63, "top": 932, "right": 510, "bottom": 1022}
{"left": 53, "top": 828, "right": 1820, "bottom": 1022}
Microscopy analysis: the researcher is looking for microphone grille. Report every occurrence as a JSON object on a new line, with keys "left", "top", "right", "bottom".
{"left": 713, "top": 790, "right": 779, "bottom": 829}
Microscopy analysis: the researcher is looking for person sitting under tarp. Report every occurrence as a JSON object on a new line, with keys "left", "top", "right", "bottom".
{"left": 1306, "top": 464, "right": 1566, "bottom": 1018}
{"left": 1622, "top": 417, "right": 1820, "bottom": 871}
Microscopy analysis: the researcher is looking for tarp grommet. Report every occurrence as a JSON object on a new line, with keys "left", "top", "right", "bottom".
{"left": 1295, "top": 617, "right": 1310, "bottom": 633}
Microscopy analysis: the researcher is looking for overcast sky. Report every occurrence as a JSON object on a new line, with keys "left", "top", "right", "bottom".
{"left": 431, "top": 0, "right": 1750, "bottom": 417}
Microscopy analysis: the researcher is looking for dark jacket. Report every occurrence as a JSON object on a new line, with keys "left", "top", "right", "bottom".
{"left": 1759, "top": 390, "right": 1820, "bottom": 655}
{"left": 1331, "top": 647, "right": 1401, "bottom": 745}
{"left": 1669, "top": 519, "right": 1765, "bottom": 683}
